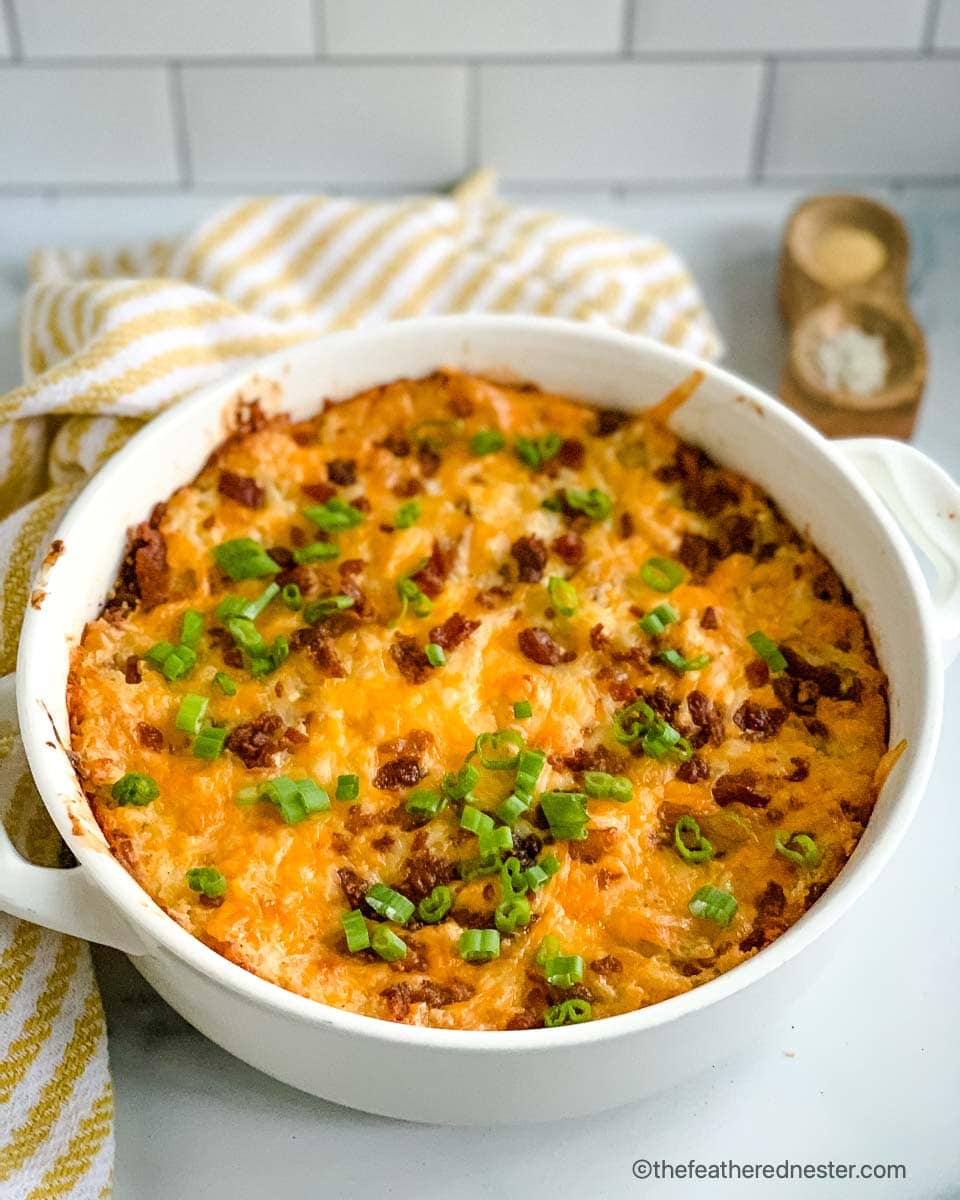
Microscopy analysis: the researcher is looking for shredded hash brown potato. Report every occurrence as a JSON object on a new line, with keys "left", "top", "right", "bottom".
{"left": 68, "top": 370, "right": 889, "bottom": 1030}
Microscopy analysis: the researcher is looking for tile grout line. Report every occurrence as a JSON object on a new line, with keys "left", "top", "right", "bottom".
{"left": 167, "top": 64, "right": 193, "bottom": 188}
{"left": 749, "top": 58, "right": 776, "bottom": 183}
{"left": 620, "top": 0, "right": 635, "bottom": 57}
{"left": 312, "top": 0, "right": 326, "bottom": 57}
{"left": 1, "top": 0, "right": 22, "bottom": 59}
{"left": 923, "top": 0, "right": 944, "bottom": 52}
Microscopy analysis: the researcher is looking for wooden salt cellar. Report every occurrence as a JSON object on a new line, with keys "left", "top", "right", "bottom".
{"left": 778, "top": 195, "right": 927, "bottom": 439}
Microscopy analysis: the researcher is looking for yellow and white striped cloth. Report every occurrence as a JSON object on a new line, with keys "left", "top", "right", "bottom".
{"left": 0, "top": 173, "right": 719, "bottom": 1198}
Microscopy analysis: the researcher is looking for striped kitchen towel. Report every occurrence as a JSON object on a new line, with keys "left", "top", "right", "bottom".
{"left": 0, "top": 171, "right": 719, "bottom": 1198}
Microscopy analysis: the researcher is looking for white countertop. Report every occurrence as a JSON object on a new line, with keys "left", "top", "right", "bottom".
{"left": 2, "top": 186, "right": 957, "bottom": 1200}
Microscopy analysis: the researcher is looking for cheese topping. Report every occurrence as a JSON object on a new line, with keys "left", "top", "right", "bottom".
{"left": 68, "top": 371, "right": 888, "bottom": 1030}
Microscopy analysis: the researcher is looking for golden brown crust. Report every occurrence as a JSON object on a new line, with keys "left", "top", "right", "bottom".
{"left": 69, "top": 371, "right": 888, "bottom": 1030}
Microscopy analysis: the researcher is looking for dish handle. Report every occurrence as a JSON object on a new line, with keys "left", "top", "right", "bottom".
{"left": 0, "top": 673, "right": 146, "bottom": 954}
{"left": 837, "top": 438, "right": 960, "bottom": 668}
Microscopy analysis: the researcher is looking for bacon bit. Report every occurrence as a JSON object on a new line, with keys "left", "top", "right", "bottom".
{"left": 644, "top": 369, "right": 705, "bottom": 425}
{"left": 475, "top": 585, "right": 511, "bottom": 610}
{"left": 392, "top": 477, "right": 421, "bottom": 498}
{"left": 552, "top": 531, "right": 585, "bottom": 564}
{"left": 598, "top": 667, "right": 634, "bottom": 702}
{"left": 589, "top": 623, "right": 609, "bottom": 652}
{"left": 135, "top": 722, "right": 164, "bottom": 751}
{"left": 567, "top": 827, "right": 617, "bottom": 863}
{"left": 557, "top": 437, "right": 585, "bottom": 468}
{"left": 411, "top": 540, "right": 455, "bottom": 599}
{"left": 781, "top": 646, "right": 861, "bottom": 701}
{"left": 371, "top": 833, "right": 395, "bottom": 853}
{"left": 374, "top": 756, "right": 424, "bottom": 791}
{"left": 266, "top": 545, "right": 295, "bottom": 570}
{"left": 713, "top": 769, "right": 770, "bottom": 808}
{"left": 290, "top": 426, "right": 317, "bottom": 446}
{"left": 337, "top": 867, "right": 368, "bottom": 910}
{"left": 806, "top": 717, "right": 829, "bottom": 739}
{"left": 595, "top": 868, "right": 622, "bottom": 891}
{"left": 381, "top": 979, "right": 474, "bottom": 1021}
{"left": 772, "top": 674, "right": 819, "bottom": 715}
{"left": 786, "top": 757, "right": 809, "bottom": 782}
{"left": 756, "top": 880, "right": 786, "bottom": 917}
{"left": 560, "top": 745, "right": 626, "bottom": 777}
{"left": 733, "top": 701, "right": 788, "bottom": 741}
{"left": 510, "top": 535, "right": 548, "bottom": 583}
{"left": 518, "top": 626, "right": 576, "bottom": 666}
{"left": 590, "top": 409, "right": 630, "bottom": 437}
{"left": 745, "top": 658, "right": 770, "bottom": 688}
{"left": 700, "top": 605, "right": 719, "bottom": 630}
{"left": 302, "top": 481, "right": 336, "bottom": 503}
{"left": 289, "top": 525, "right": 307, "bottom": 547}
{"left": 306, "top": 640, "right": 346, "bottom": 678}
{"left": 428, "top": 612, "right": 480, "bottom": 652}
{"left": 676, "top": 531, "right": 721, "bottom": 579}
{"left": 43, "top": 539, "right": 65, "bottom": 569}
{"left": 352, "top": 496, "right": 371, "bottom": 513}
{"left": 400, "top": 850, "right": 456, "bottom": 903}
{"left": 590, "top": 955, "right": 623, "bottom": 977}
{"left": 676, "top": 755, "right": 709, "bottom": 784}
{"left": 339, "top": 558, "right": 365, "bottom": 577}
{"left": 619, "top": 512, "right": 635, "bottom": 539}
{"left": 390, "top": 634, "right": 432, "bottom": 684}
{"left": 378, "top": 730, "right": 434, "bottom": 759}
{"left": 418, "top": 445, "right": 441, "bottom": 477}
{"left": 226, "top": 713, "right": 285, "bottom": 769}
{"left": 124, "top": 655, "right": 142, "bottom": 684}
{"left": 283, "top": 727, "right": 309, "bottom": 746}
{"left": 381, "top": 432, "right": 412, "bottom": 458}
{"left": 327, "top": 458, "right": 357, "bottom": 486}
{"left": 217, "top": 471, "right": 265, "bottom": 509}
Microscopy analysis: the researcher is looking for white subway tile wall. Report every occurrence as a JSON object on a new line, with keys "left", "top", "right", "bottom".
{"left": 0, "top": 0, "right": 955, "bottom": 191}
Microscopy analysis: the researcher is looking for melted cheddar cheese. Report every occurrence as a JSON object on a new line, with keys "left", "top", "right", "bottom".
{"left": 68, "top": 371, "right": 888, "bottom": 1030}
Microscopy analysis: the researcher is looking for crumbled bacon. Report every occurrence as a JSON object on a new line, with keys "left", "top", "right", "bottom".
{"left": 124, "top": 655, "right": 141, "bottom": 684}
{"left": 745, "top": 658, "right": 770, "bottom": 688}
{"left": 326, "top": 458, "right": 357, "bottom": 486}
{"left": 217, "top": 471, "right": 265, "bottom": 509}
{"left": 135, "top": 722, "right": 164, "bottom": 751}
{"left": 713, "top": 769, "right": 770, "bottom": 808}
{"left": 510, "top": 535, "right": 548, "bottom": 583}
{"left": 732, "top": 700, "right": 788, "bottom": 741}
{"left": 781, "top": 646, "right": 861, "bottom": 701}
{"left": 557, "top": 438, "right": 585, "bottom": 468}
{"left": 302, "top": 481, "right": 336, "bottom": 503}
{"left": 552, "top": 531, "right": 585, "bottom": 564}
{"left": 676, "top": 531, "right": 721, "bottom": 579}
{"left": 676, "top": 755, "right": 709, "bottom": 784}
{"left": 700, "top": 605, "right": 719, "bottom": 630}
{"left": 374, "top": 755, "right": 424, "bottom": 791}
{"left": 411, "top": 540, "right": 455, "bottom": 599}
{"left": 390, "top": 634, "right": 432, "bottom": 684}
{"left": 381, "top": 979, "right": 474, "bottom": 1021}
{"left": 381, "top": 432, "right": 411, "bottom": 458}
{"left": 591, "top": 409, "right": 630, "bottom": 437}
{"left": 518, "top": 627, "right": 575, "bottom": 665}
{"left": 428, "top": 612, "right": 480, "bottom": 652}
{"left": 590, "top": 955, "right": 623, "bottom": 977}
{"left": 226, "top": 713, "right": 285, "bottom": 769}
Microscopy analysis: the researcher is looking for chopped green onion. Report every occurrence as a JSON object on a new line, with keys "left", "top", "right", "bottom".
{"left": 523, "top": 853, "right": 561, "bottom": 891}
{"left": 365, "top": 883, "right": 415, "bottom": 925}
{"left": 459, "top": 851, "right": 502, "bottom": 881}
{"left": 478, "top": 825, "right": 513, "bottom": 856}
{"left": 395, "top": 567, "right": 433, "bottom": 621}
{"left": 563, "top": 486, "right": 612, "bottom": 521}
{"left": 371, "top": 926, "right": 407, "bottom": 962}
{"left": 295, "top": 779, "right": 331, "bottom": 814}
{"left": 258, "top": 775, "right": 330, "bottom": 822}
{"left": 192, "top": 724, "right": 228, "bottom": 760}
{"left": 223, "top": 615, "right": 266, "bottom": 657}
{"left": 145, "top": 642, "right": 175, "bottom": 670}
{"left": 583, "top": 771, "right": 633, "bottom": 803}
{"left": 547, "top": 576, "right": 578, "bottom": 617}
{"left": 292, "top": 540, "right": 340, "bottom": 565}
{"left": 303, "top": 594, "right": 354, "bottom": 624}
{"left": 535, "top": 936, "right": 562, "bottom": 967}
{"left": 514, "top": 434, "right": 561, "bottom": 470}
{"left": 775, "top": 830, "right": 821, "bottom": 868}
{"left": 185, "top": 867, "right": 227, "bottom": 898}
{"left": 540, "top": 791, "right": 589, "bottom": 841}
{"left": 611, "top": 699, "right": 693, "bottom": 762}
{"left": 461, "top": 805, "right": 495, "bottom": 835}
{"left": 394, "top": 500, "right": 421, "bottom": 529}
{"left": 304, "top": 497, "right": 364, "bottom": 533}
{"left": 214, "top": 671, "right": 238, "bottom": 696}
{"left": 425, "top": 642, "right": 446, "bottom": 667}
{"left": 514, "top": 747, "right": 546, "bottom": 798}
{"left": 336, "top": 774, "right": 360, "bottom": 802}
{"left": 417, "top": 885, "right": 452, "bottom": 924}
{"left": 458, "top": 929, "right": 501, "bottom": 963}
{"left": 544, "top": 998, "right": 592, "bottom": 1027}
{"left": 500, "top": 856, "right": 527, "bottom": 897}
{"left": 180, "top": 609, "right": 204, "bottom": 649}
{"left": 174, "top": 693, "right": 209, "bottom": 735}
{"left": 155, "top": 644, "right": 197, "bottom": 682}
{"left": 470, "top": 429, "right": 505, "bottom": 456}
{"left": 640, "top": 556, "right": 685, "bottom": 593}
{"left": 689, "top": 884, "right": 737, "bottom": 926}
{"left": 638, "top": 603, "right": 679, "bottom": 637}
{"left": 411, "top": 418, "right": 463, "bottom": 452}
{"left": 212, "top": 537, "right": 279, "bottom": 581}
{"left": 235, "top": 785, "right": 259, "bottom": 807}
{"left": 281, "top": 583, "right": 302, "bottom": 611}
{"left": 656, "top": 648, "right": 712, "bottom": 674}
{"left": 442, "top": 763, "right": 480, "bottom": 803}
{"left": 405, "top": 787, "right": 445, "bottom": 819}
{"left": 111, "top": 772, "right": 159, "bottom": 807}
{"left": 495, "top": 895, "right": 531, "bottom": 935}
{"left": 747, "top": 630, "right": 788, "bottom": 674}
{"left": 673, "top": 816, "right": 714, "bottom": 864}
{"left": 495, "top": 794, "right": 530, "bottom": 825}
{"left": 340, "top": 909, "right": 370, "bottom": 952}
{"left": 512, "top": 700, "right": 532, "bottom": 720}
{"left": 475, "top": 729, "right": 525, "bottom": 770}
{"left": 244, "top": 582, "right": 279, "bottom": 621}
{"left": 247, "top": 635, "right": 288, "bottom": 677}
{"left": 543, "top": 954, "right": 584, "bottom": 989}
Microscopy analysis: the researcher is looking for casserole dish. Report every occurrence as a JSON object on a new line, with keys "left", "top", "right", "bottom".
{"left": 1, "top": 316, "right": 958, "bottom": 1122}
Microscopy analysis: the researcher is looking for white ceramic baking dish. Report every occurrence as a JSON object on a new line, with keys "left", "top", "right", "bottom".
{"left": 1, "top": 317, "right": 958, "bottom": 1124}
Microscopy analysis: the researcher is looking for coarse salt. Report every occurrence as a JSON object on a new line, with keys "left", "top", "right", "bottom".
{"left": 815, "top": 325, "right": 889, "bottom": 396}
